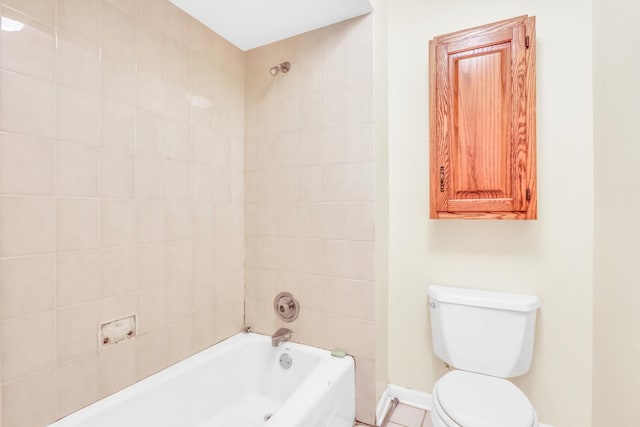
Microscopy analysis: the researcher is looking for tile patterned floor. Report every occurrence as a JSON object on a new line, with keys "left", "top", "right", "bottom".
{"left": 355, "top": 403, "right": 433, "bottom": 427}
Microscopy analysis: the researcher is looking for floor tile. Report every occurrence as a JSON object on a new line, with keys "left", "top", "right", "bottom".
{"left": 389, "top": 403, "right": 426, "bottom": 427}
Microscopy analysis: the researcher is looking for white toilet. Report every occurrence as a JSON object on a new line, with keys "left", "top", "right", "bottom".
{"left": 428, "top": 285, "right": 541, "bottom": 427}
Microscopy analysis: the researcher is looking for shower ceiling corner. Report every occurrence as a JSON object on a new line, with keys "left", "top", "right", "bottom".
{"left": 168, "top": 0, "right": 374, "bottom": 51}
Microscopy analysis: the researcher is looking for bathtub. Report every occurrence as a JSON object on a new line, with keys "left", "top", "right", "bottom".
{"left": 49, "top": 332, "right": 355, "bottom": 427}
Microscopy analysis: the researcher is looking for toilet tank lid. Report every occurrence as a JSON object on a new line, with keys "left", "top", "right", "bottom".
{"left": 428, "top": 285, "right": 540, "bottom": 312}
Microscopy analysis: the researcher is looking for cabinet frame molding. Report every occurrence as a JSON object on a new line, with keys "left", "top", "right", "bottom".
{"left": 429, "top": 15, "right": 537, "bottom": 220}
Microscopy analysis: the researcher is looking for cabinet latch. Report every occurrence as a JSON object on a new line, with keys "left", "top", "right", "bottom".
{"left": 526, "top": 188, "right": 531, "bottom": 201}
{"left": 439, "top": 166, "right": 445, "bottom": 192}
{"left": 525, "top": 36, "right": 530, "bottom": 49}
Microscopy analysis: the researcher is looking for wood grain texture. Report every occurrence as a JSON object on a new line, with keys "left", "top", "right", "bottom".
{"left": 429, "top": 15, "right": 536, "bottom": 220}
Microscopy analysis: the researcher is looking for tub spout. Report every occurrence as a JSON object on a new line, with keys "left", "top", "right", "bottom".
{"left": 271, "top": 328, "right": 293, "bottom": 347}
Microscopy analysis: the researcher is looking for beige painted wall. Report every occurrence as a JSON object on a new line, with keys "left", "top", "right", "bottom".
{"left": 593, "top": 0, "right": 640, "bottom": 425}
{"left": 386, "top": 1, "right": 594, "bottom": 426}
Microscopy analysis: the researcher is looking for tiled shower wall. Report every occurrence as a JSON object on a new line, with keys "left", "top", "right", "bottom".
{"left": 0, "top": 1, "right": 244, "bottom": 425}
{"left": 244, "top": 16, "right": 377, "bottom": 424}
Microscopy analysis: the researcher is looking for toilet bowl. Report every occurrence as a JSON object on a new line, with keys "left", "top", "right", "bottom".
{"left": 430, "top": 370, "right": 538, "bottom": 427}
{"left": 428, "top": 285, "right": 541, "bottom": 427}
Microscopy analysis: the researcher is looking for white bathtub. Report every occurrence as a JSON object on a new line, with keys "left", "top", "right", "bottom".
{"left": 49, "top": 332, "right": 355, "bottom": 427}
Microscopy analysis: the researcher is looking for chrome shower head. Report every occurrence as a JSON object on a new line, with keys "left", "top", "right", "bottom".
{"left": 269, "top": 61, "right": 291, "bottom": 76}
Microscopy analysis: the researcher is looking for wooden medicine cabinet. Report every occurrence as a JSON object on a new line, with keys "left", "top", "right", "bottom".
{"left": 429, "top": 16, "right": 537, "bottom": 219}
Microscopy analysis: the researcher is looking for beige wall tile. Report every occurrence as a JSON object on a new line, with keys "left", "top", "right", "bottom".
{"left": 322, "top": 277, "right": 349, "bottom": 317}
{"left": 1, "top": 369, "right": 56, "bottom": 427}
{"left": 276, "top": 168, "right": 298, "bottom": 202}
{"left": 298, "top": 274, "right": 323, "bottom": 312}
{"left": 322, "top": 164, "right": 347, "bottom": 202}
{"left": 166, "top": 84, "right": 190, "bottom": 123}
{"left": 276, "top": 203, "right": 297, "bottom": 237}
{"left": 167, "top": 201, "right": 192, "bottom": 241}
{"left": 322, "top": 240, "right": 348, "bottom": 278}
{"left": 167, "top": 319, "right": 193, "bottom": 365}
{"left": 137, "top": 0, "right": 166, "bottom": 32}
{"left": 167, "top": 40, "right": 190, "bottom": 90}
{"left": 137, "top": 23, "right": 165, "bottom": 76}
{"left": 57, "top": 353, "right": 100, "bottom": 418}
{"left": 0, "top": 8, "right": 55, "bottom": 81}
{"left": 349, "top": 318, "right": 375, "bottom": 359}
{"left": 346, "top": 202, "right": 375, "bottom": 241}
{"left": 167, "top": 280, "right": 192, "bottom": 323}
{"left": 0, "top": 255, "right": 54, "bottom": 321}
{"left": 138, "top": 72, "right": 166, "bottom": 114}
{"left": 191, "top": 310, "right": 215, "bottom": 352}
{"left": 101, "top": 99, "right": 135, "bottom": 152}
{"left": 56, "top": 31, "right": 100, "bottom": 94}
{"left": 347, "top": 241, "right": 375, "bottom": 281}
{"left": 0, "top": 70, "right": 55, "bottom": 138}
{"left": 101, "top": 199, "right": 135, "bottom": 247}
{"left": 100, "top": 293, "right": 137, "bottom": 324}
{"left": 56, "top": 250, "right": 100, "bottom": 307}
{"left": 347, "top": 162, "right": 375, "bottom": 202}
{"left": 136, "top": 331, "right": 168, "bottom": 380}
{"left": 2, "top": 0, "right": 55, "bottom": 26}
{"left": 56, "top": 302, "right": 99, "bottom": 362}
{"left": 135, "top": 156, "right": 165, "bottom": 200}
{"left": 166, "top": 120, "right": 190, "bottom": 161}
{"left": 137, "top": 109, "right": 165, "bottom": 157}
{"left": 138, "top": 286, "right": 167, "bottom": 333}
{"left": 192, "top": 275, "right": 215, "bottom": 314}
{"left": 137, "top": 243, "right": 167, "bottom": 289}
{"left": 299, "top": 166, "right": 322, "bottom": 202}
{"left": 103, "top": 0, "right": 136, "bottom": 16}
{"left": 56, "top": 198, "right": 99, "bottom": 252}
{"left": 0, "top": 133, "right": 53, "bottom": 195}
{"left": 347, "top": 84, "right": 374, "bottom": 124}
{"left": 347, "top": 123, "right": 374, "bottom": 163}
{"left": 191, "top": 163, "right": 213, "bottom": 201}
{"left": 321, "top": 313, "right": 350, "bottom": 352}
{"left": 165, "top": 4, "right": 190, "bottom": 45}
{"left": 57, "top": 86, "right": 100, "bottom": 145}
{"left": 55, "top": 141, "right": 98, "bottom": 197}
{"left": 348, "top": 281, "right": 375, "bottom": 321}
{"left": 57, "top": 0, "right": 99, "bottom": 43}
{"left": 101, "top": 51, "right": 136, "bottom": 105}
{"left": 136, "top": 200, "right": 166, "bottom": 243}
{"left": 101, "top": 2, "right": 135, "bottom": 58}
{"left": 101, "top": 246, "right": 137, "bottom": 297}
{"left": 100, "top": 150, "right": 135, "bottom": 198}
{"left": 99, "top": 340, "right": 136, "bottom": 397}
{"left": 165, "top": 159, "right": 191, "bottom": 200}
{"left": 0, "top": 196, "right": 53, "bottom": 257}
{"left": 297, "top": 238, "right": 322, "bottom": 275}
{"left": 1, "top": 311, "right": 55, "bottom": 382}
{"left": 167, "top": 241, "right": 192, "bottom": 283}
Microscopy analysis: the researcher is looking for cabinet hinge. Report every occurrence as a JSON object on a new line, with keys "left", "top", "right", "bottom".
{"left": 526, "top": 188, "right": 531, "bottom": 201}
{"left": 439, "top": 166, "right": 445, "bottom": 192}
{"left": 525, "top": 36, "right": 530, "bottom": 49}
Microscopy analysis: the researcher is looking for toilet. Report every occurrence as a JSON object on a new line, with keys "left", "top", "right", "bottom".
{"left": 428, "top": 285, "right": 541, "bottom": 427}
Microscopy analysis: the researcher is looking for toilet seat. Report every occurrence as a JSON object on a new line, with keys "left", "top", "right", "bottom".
{"left": 432, "top": 371, "right": 537, "bottom": 427}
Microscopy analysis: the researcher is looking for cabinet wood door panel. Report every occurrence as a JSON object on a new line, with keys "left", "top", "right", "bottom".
{"left": 430, "top": 16, "right": 536, "bottom": 220}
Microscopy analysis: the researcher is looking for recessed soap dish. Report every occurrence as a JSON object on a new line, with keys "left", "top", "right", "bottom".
{"left": 99, "top": 315, "right": 136, "bottom": 348}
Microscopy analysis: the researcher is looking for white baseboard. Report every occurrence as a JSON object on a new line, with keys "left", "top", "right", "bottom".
{"left": 377, "top": 384, "right": 553, "bottom": 427}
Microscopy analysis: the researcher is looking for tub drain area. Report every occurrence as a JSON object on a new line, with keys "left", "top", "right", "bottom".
{"left": 264, "top": 413, "right": 273, "bottom": 421}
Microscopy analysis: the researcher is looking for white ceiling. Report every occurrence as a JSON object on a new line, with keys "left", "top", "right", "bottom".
{"left": 169, "top": 0, "right": 374, "bottom": 51}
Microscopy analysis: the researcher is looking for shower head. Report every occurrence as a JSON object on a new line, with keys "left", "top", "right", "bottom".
{"left": 269, "top": 61, "right": 291, "bottom": 76}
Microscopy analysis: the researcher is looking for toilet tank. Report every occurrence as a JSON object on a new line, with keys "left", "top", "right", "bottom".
{"left": 428, "top": 285, "right": 540, "bottom": 378}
